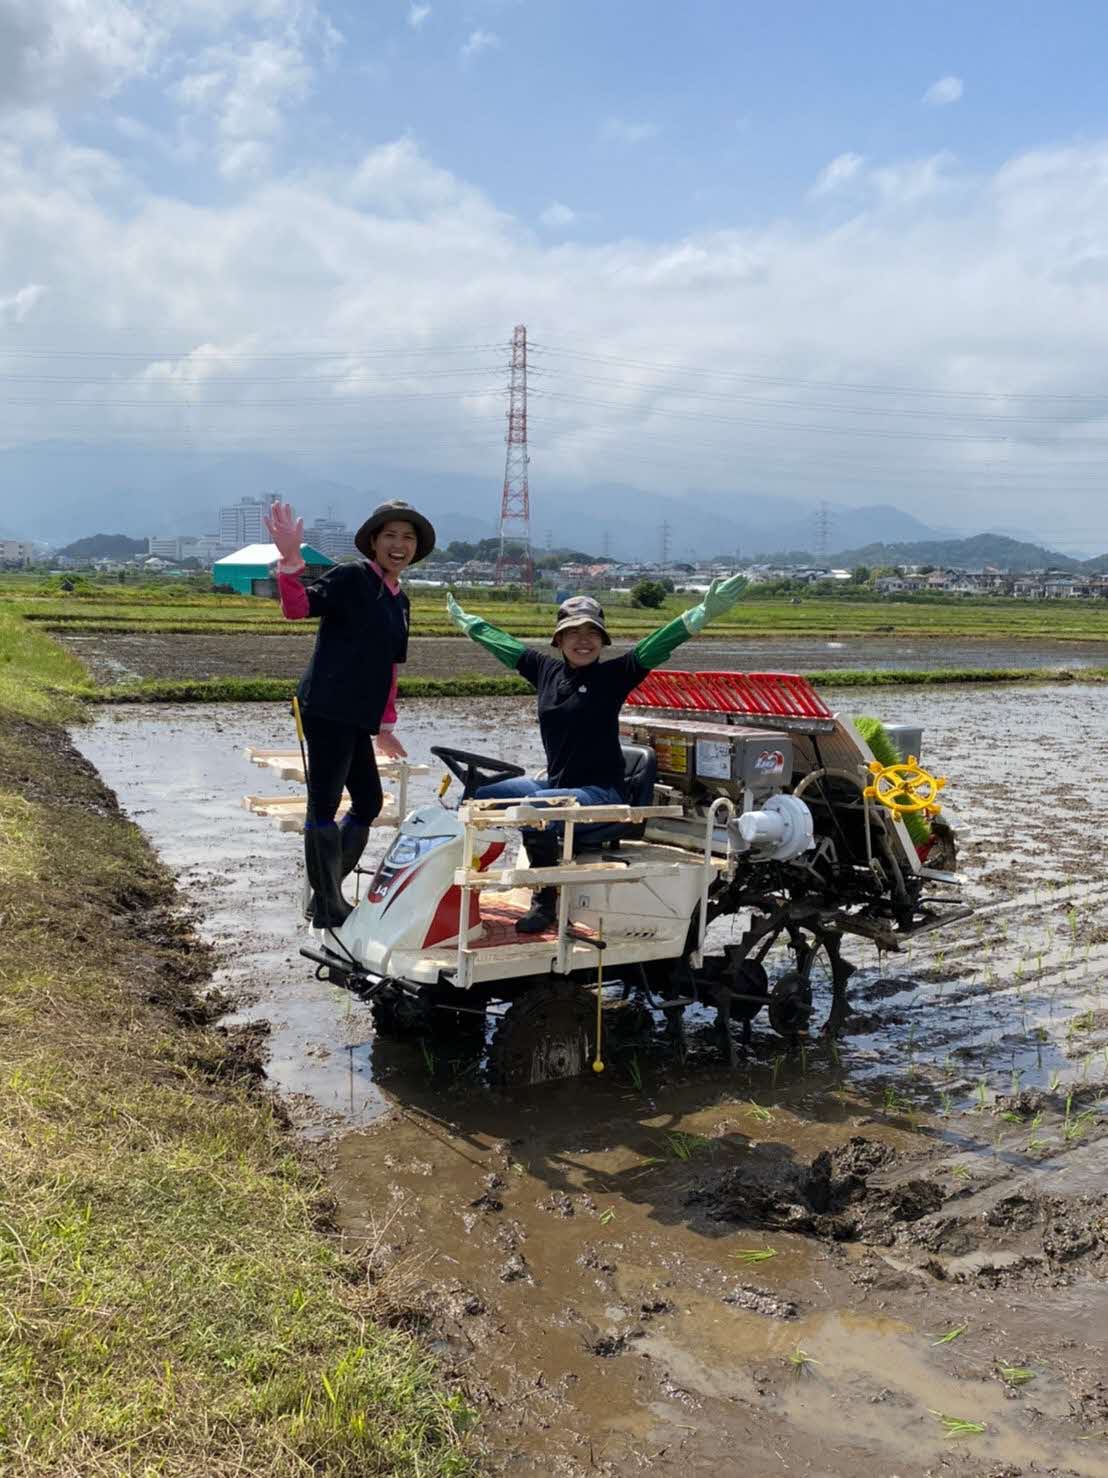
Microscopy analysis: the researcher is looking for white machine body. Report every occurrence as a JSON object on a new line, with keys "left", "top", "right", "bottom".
{"left": 336, "top": 805, "right": 505, "bottom": 981}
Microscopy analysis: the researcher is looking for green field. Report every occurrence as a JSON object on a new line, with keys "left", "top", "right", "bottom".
{"left": 6, "top": 579, "right": 1108, "bottom": 642}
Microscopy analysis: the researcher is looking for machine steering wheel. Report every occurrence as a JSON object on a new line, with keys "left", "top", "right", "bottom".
{"left": 430, "top": 745, "right": 527, "bottom": 799}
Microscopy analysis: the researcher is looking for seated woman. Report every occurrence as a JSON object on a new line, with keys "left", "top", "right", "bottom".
{"left": 265, "top": 497, "right": 436, "bottom": 929}
{"left": 447, "top": 579, "right": 746, "bottom": 932}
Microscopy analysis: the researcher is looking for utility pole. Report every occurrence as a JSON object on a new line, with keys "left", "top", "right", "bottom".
{"left": 495, "top": 324, "right": 534, "bottom": 590}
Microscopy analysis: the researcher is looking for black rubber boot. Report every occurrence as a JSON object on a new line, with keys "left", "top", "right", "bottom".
{"left": 339, "top": 818, "right": 371, "bottom": 878}
{"left": 305, "top": 825, "right": 353, "bottom": 929}
{"left": 516, "top": 828, "right": 560, "bottom": 934}
{"left": 516, "top": 886, "right": 558, "bottom": 934}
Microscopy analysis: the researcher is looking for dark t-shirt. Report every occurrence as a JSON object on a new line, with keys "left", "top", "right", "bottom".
{"left": 516, "top": 648, "right": 647, "bottom": 791}
{"left": 296, "top": 562, "right": 409, "bottom": 730}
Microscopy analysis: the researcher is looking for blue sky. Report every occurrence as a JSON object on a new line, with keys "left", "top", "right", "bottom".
{"left": 93, "top": 0, "right": 1108, "bottom": 235}
{"left": 3, "top": 0, "right": 1108, "bottom": 552}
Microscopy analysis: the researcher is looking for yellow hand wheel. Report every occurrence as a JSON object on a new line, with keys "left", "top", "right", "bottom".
{"left": 863, "top": 755, "right": 946, "bottom": 817}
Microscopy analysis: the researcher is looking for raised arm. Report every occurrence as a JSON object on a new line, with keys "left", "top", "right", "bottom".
{"left": 264, "top": 500, "right": 312, "bottom": 619}
{"left": 447, "top": 592, "right": 528, "bottom": 671}
{"left": 633, "top": 574, "right": 748, "bottom": 670}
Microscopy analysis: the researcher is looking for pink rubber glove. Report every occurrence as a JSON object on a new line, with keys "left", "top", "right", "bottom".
{"left": 263, "top": 500, "right": 305, "bottom": 573}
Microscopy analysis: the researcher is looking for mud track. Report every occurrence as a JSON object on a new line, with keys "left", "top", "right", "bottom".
{"left": 74, "top": 685, "right": 1108, "bottom": 1476}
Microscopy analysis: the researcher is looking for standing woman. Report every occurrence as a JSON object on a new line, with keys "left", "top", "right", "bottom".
{"left": 263, "top": 498, "right": 436, "bottom": 928}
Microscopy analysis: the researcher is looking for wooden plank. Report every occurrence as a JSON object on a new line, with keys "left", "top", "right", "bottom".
{"left": 455, "top": 861, "right": 681, "bottom": 889}
{"left": 461, "top": 801, "right": 683, "bottom": 829}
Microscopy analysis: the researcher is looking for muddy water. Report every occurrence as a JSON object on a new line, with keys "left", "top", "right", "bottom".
{"left": 75, "top": 686, "right": 1108, "bottom": 1476}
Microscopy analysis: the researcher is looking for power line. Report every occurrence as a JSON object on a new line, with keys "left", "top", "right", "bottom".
{"left": 531, "top": 364, "right": 1108, "bottom": 425}
{"left": 0, "top": 341, "right": 508, "bottom": 361}
{"left": 530, "top": 337, "right": 1108, "bottom": 405}
{"left": 532, "top": 387, "right": 1108, "bottom": 446}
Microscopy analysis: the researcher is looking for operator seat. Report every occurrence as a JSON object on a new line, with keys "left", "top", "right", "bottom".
{"left": 574, "top": 743, "right": 657, "bottom": 852}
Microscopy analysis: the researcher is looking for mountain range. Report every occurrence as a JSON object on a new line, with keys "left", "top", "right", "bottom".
{"left": 0, "top": 442, "right": 1100, "bottom": 569}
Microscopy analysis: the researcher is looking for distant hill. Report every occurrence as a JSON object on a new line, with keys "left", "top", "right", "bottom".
{"left": 59, "top": 533, "right": 148, "bottom": 560}
{"left": 825, "top": 532, "right": 1086, "bottom": 573}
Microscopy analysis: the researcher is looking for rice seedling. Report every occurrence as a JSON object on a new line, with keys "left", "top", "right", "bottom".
{"left": 745, "top": 1100, "right": 773, "bottom": 1123}
{"left": 948, "top": 1163, "right": 971, "bottom": 1181}
{"left": 931, "top": 1324, "right": 968, "bottom": 1345}
{"left": 1063, "top": 1107, "right": 1096, "bottom": 1144}
{"left": 731, "top": 1247, "right": 778, "bottom": 1265}
{"left": 599, "top": 1208, "right": 616, "bottom": 1226}
{"left": 787, "top": 1346, "right": 819, "bottom": 1375}
{"left": 998, "top": 1364, "right": 1036, "bottom": 1387}
{"left": 627, "top": 1055, "right": 644, "bottom": 1092}
{"left": 662, "top": 1131, "right": 712, "bottom": 1161}
{"left": 930, "top": 1411, "right": 987, "bottom": 1438}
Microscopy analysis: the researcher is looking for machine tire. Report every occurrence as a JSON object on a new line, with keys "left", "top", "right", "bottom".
{"left": 489, "top": 978, "right": 597, "bottom": 1087}
{"left": 768, "top": 970, "right": 814, "bottom": 1038}
{"left": 371, "top": 986, "right": 488, "bottom": 1041}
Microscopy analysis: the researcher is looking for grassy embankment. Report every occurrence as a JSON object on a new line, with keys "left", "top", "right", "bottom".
{"left": 0, "top": 605, "right": 476, "bottom": 1475}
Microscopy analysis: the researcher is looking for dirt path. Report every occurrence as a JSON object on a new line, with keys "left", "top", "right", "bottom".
{"left": 74, "top": 687, "right": 1108, "bottom": 1476}
{"left": 58, "top": 629, "right": 1108, "bottom": 685}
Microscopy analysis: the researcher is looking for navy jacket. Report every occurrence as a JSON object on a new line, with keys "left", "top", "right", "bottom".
{"left": 296, "top": 562, "right": 409, "bottom": 730}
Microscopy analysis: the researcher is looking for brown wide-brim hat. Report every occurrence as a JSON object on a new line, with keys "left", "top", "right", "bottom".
{"left": 355, "top": 500, "right": 436, "bottom": 564}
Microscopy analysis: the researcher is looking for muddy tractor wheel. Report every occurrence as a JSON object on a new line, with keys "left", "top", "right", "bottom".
{"left": 768, "top": 970, "right": 814, "bottom": 1039}
{"left": 371, "top": 986, "right": 488, "bottom": 1042}
{"left": 489, "top": 979, "right": 597, "bottom": 1087}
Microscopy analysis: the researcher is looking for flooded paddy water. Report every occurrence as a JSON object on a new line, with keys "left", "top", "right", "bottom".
{"left": 75, "top": 685, "right": 1108, "bottom": 1477}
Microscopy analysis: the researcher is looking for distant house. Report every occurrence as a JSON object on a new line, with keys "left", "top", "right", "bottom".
{"left": 212, "top": 542, "right": 334, "bottom": 596}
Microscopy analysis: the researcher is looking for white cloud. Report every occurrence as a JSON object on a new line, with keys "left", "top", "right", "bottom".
{"left": 0, "top": 0, "right": 156, "bottom": 108}
{"left": 811, "top": 151, "right": 865, "bottom": 197}
{"left": 599, "top": 117, "right": 660, "bottom": 146}
{"left": 408, "top": 2, "right": 431, "bottom": 28}
{"left": 539, "top": 201, "right": 576, "bottom": 229}
{"left": 171, "top": 6, "right": 339, "bottom": 178}
{"left": 460, "top": 28, "right": 499, "bottom": 64}
{"left": 871, "top": 151, "right": 956, "bottom": 205}
{"left": 924, "top": 74, "right": 964, "bottom": 106}
{"left": 0, "top": 283, "right": 46, "bottom": 323}
{"left": 4, "top": 126, "right": 1108, "bottom": 550}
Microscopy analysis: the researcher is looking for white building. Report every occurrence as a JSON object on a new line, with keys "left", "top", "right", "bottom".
{"left": 309, "top": 517, "right": 355, "bottom": 561}
{"left": 218, "top": 496, "right": 269, "bottom": 551}
{"left": 0, "top": 539, "right": 34, "bottom": 566}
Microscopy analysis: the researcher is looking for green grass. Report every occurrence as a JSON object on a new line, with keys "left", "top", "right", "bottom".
{"left": 0, "top": 607, "right": 87, "bottom": 723}
{"left": 9, "top": 581, "right": 1108, "bottom": 641}
{"left": 0, "top": 619, "right": 476, "bottom": 1475}
{"left": 73, "top": 667, "right": 1108, "bottom": 705}
{"left": 84, "top": 674, "right": 534, "bottom": 703}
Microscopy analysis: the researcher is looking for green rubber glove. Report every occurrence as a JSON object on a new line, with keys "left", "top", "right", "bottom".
{"left": 682, "top": 573, "right": 749, "bottom": 634}
{"left": 446, "top": 592, "right": 527, "bottom": 671}
{"left": 447, "top": 591, "right": 479, "bottom": 635}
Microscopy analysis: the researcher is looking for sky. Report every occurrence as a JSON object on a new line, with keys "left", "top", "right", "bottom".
{"left": 3, "top": 0, "right": 1108, "bottom": 553}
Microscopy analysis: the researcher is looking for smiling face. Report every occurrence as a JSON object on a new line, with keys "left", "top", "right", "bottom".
{"left": 370, "top": 519, "right": 419, "bottom": 575}
{"left": 555, "top": 623, "right": 605, "bottom": 669}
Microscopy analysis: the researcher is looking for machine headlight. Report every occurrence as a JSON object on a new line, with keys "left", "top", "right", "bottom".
{"left": 385, "top": 833, "right": 453, "bottom": 867}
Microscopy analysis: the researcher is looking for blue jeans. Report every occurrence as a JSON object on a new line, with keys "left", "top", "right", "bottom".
{"left": 475, "top": 776, "right": 626, "bottom": 853}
